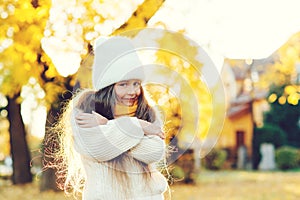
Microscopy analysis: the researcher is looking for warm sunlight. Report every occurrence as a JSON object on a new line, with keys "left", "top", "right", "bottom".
{"left": 1, "top": 0, "right": 300, "bottom": 198}
{"left": 149, "top": 0, "right": 300, "bottom": 61}
{"left": 20, "top": 78, "right": 46, "bottom": 138}
{"left": 41, "top": 0, "right": 300, "bottom": 77}
{"left": 41, "top": 0, "right": 143, "bottom": 77}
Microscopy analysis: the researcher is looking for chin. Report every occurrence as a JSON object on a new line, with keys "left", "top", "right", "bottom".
{"left": 126, "top": 102, "right": 134, "bottom": 106}
{"left": 119, "top": 99, "right": 136, "bottom": 106}
{"left": 119, "top": 101, "right": 131, "bottom": 106}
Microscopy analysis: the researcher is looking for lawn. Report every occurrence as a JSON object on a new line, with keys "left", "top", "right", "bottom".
{"left": 1, "top": 170, "right": 299, "bottom": 200}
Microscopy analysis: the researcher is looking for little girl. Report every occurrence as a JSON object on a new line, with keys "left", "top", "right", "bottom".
{"left": 51, "top": 36, "right": 168, "bottom": 199}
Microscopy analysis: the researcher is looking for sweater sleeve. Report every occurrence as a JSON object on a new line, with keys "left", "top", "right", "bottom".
{"left": 71, "top": 111, "right": 144, "bottom": 162}
{"left": 128, "top": 114, "right": 166, "bottom": 164}
{"left": 128, "top": 135, "right": 165, "bottom": 164}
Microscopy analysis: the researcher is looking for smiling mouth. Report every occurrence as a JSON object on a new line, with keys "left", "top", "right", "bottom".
{"left": 124, "top": 98, "right": 137, "bottom": 101}
{"left": 122, "top": 97, "right": 138, "bottom": 102}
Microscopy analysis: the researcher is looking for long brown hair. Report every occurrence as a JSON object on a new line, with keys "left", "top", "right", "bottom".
{"left": 98, "top": 84, "right": 156, "bottom": 197}
{"left": 94, "top": 84, "right": 156, "bottom": 122}
{"left": 79, "top": 84, "right": 156, "bottom": 197}
{"left": 51, "top": 84, "right": 157, "bottom": 198}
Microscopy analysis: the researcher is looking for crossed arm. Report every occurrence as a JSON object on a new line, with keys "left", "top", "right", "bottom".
{"left": 76, "top": 111, "right": 165, "bottom": 139}
{"left": 71, "top": 110, "right": 166, "bottom": 164}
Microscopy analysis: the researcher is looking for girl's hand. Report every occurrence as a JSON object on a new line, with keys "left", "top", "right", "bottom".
{"left": 139, "top": 120, "right": 165, "bottom": 139}
{"left": 75, "top": 111, "right": 108, "bottom": 128}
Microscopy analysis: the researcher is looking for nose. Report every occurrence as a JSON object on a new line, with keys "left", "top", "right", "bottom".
{"left": 127, "top": 85, "right": 137, "bottom": 95}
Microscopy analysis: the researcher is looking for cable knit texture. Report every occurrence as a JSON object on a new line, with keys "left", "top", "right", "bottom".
{"left": 71, "top": 111, "right": 168, "bottom": 199}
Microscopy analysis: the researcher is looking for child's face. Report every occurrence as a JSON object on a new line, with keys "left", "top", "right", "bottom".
{"left": 114, "top": 79, "right": 141, "bottom": 106}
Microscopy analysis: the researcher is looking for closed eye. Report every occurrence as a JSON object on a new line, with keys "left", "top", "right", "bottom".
{"left": 117, "top": 82, "right": 128, "bottom": 87}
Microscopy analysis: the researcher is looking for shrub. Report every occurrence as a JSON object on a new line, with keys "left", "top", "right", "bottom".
{"left": 202, "top": 148, "right": 227, "bottom": 170}
{"left": 252, "top": 124, "right": 286, "bottom": 169}
{"left": 298, "top": 149, "right": 300, "bottom": 167}
{"left": 255, "top": 124, "right": 287, "bottom": 148}
{"left": 173, "top": 149, "right": 195, "bottom": 184}
{"left": 170, "top": 165, "right": 185, "bottom": 180}
{"left": 275, "top": 146, "right": 299, "bottom": 170}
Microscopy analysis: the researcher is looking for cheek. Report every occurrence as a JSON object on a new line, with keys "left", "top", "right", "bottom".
{"left": 114, "top": 87, "right": 124, "bottom": 99}
{"left": 136, "top": 88, "right": 141, "bottom": 96}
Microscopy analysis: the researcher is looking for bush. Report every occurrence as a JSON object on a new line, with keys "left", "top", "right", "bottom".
{"left": 170, "top": 165, "right": 185, "bottom": 180}
{"left": 252, "top": 124, "right": 287, "bottom": 169}
{"left": 173, "top": 149, "right": 195, "bottom": 184}
{"left": 298, "top": 150, "right": 300, "bottom": 167}
{"left": 255, "top": 124, "right": 287, "bottom": 147}
{"left": 202, "top": 148, "right": 227, "bottom": 170}
{"left": 275, "top": 146, "right": 299, "bottom": 170}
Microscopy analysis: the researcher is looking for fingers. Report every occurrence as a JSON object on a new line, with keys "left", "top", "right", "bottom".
{"left": 159, "top": 131, "right": 166, "bottom": 140}
{"left": 153, "top": 126, "right": 165, "bottom": 139}
{"left": 75, "top": 113, "right": 95, "bottom": 126}
{"left": 76, "top": 123, "right": 94, "bottom": 128}
{"left": 76, "top": 112, "right": 93, "bottom": 119}
{"left": 92, "top": 111, "right": 108, "bottom": 125}
{"left": 92, "top": 111, "right": 103, "bottom": 117}
{"left": 152, "top": 129, "right": 165, "bottom": 140}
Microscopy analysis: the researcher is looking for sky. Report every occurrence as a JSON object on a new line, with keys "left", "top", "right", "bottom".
{"left": 31, "top": 0, "right": 300, "bottom": 138}
{"left": 41, "top": 0, "right": 300, "bottom": 77}
{"left": 148, "top": 0, "right": 300, "bottom": 70}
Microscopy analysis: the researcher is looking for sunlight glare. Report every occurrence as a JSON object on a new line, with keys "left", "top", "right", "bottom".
{"left": 149, "top": 0, "right": 300, "bottom": 60}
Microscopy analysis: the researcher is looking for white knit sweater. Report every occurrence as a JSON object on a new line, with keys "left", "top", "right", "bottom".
{"left": 71, "top": 112, "right": 168, "bottom": 200}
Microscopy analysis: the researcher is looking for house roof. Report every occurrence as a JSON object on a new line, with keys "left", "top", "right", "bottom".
{"left": 227, "top": 90, "right": 268, "bottom": 118}
{"left": 224, "top": 57, "right": 272, "bottom": 118}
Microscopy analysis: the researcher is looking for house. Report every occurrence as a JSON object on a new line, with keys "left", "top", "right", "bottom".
{"left": 215, "top": 60, "right": 270, "bottom": 168}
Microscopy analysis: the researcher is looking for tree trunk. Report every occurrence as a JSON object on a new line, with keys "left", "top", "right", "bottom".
{"left": 113, "top": 0, "right": 165, "bottom": 35}
{"left": 40, "top": 77, "right": 74, "bottom": 191}
{"left": 7, "top": 94, "right": 32, "bottom": 184}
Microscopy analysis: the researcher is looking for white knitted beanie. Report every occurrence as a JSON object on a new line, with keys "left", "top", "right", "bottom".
{"left": 92, "top": 36, "right": 144, "bottom": 90}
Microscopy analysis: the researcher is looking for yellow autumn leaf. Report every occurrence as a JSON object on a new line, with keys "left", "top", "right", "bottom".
{"left": 45, "top": 65, "right": 59, "bottom": 78}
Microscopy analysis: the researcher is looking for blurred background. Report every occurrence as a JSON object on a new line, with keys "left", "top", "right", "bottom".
{"left": 0, "top": 0, "right": 300, "bottom": 199}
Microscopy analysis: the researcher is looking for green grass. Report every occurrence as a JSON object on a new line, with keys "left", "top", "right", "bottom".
{"left": 1, "top": 170, "right": 300, "bottom": 200}
{"left": 169, "top": 170, "right": 300, "bottom": 200}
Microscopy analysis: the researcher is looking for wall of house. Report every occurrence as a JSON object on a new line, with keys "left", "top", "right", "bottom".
{"left": 252, "top": 99, "right": 270, "bottom": 127}
{"left": 216, "top": 111, "right": 254, "bottom": 165}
